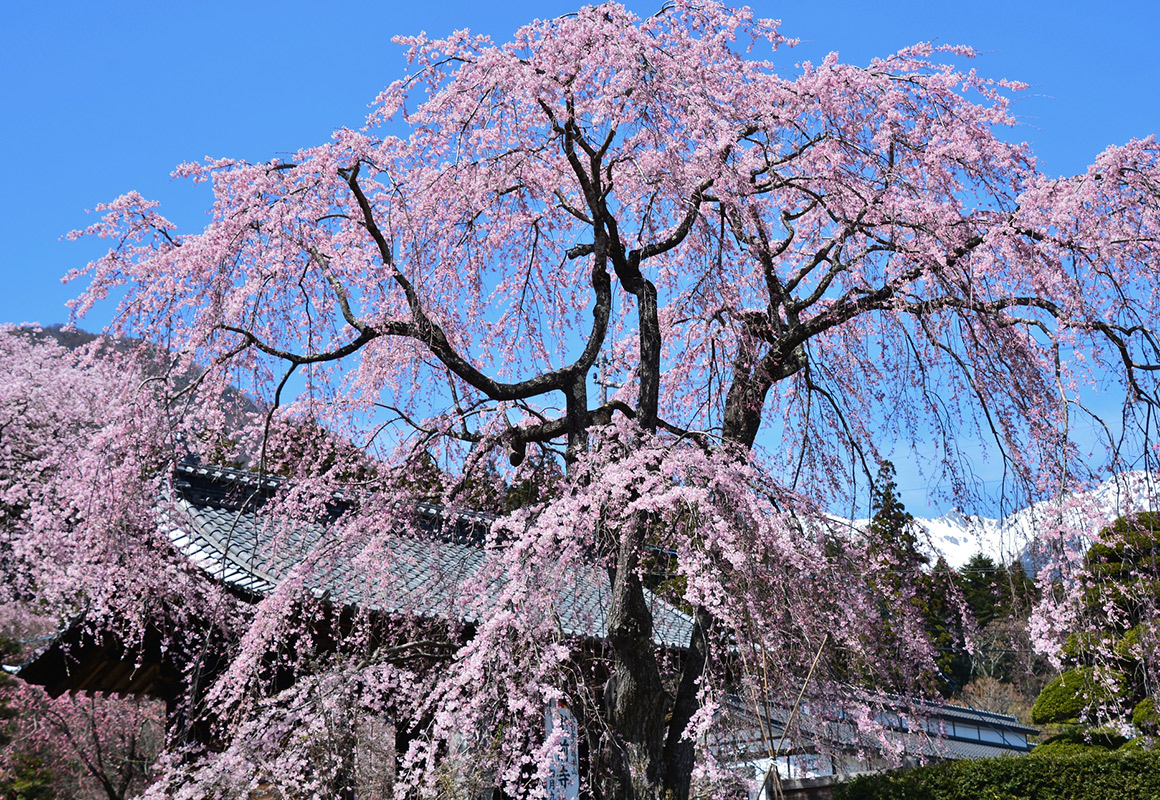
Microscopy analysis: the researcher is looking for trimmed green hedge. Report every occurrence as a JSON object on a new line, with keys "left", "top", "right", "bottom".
{"left": 1031, "top": 667, "right": 1126, "bottom": 724}
{"left": 833, "top": 751, "right": 1160, "bottom": 800}
{"left": 1135, "top": 698, "right": 1160, "bottom": 733}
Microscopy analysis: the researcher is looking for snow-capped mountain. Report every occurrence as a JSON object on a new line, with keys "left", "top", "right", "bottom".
{"left": 893, "top": 472, "right": 1160, "bottom": 570}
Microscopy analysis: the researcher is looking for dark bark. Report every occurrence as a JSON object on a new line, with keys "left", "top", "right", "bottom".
{"left": 598, "top": 512, "right": 668, "bottom": 799}
{"left": 722, "top": 334, "right": 807, "bottom": 448}
{"left": 660, "top": 607, "right": 714, "bottom": 800}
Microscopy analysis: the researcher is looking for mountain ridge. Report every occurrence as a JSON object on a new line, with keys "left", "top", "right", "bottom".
{"left": 898, "top": 471, "right": 1160, "bottom": 570}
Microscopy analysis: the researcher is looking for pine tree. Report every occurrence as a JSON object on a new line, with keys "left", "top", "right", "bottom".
{"left": 867, "top": 461, "right": 927, "bottom": 583}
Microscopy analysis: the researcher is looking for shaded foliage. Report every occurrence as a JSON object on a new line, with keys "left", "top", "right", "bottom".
{"left": 834, "top": 751, "right": 1160, "bottom": 800}
{"left": 1031, "top": 513, "right": 1160, "bottom": 740}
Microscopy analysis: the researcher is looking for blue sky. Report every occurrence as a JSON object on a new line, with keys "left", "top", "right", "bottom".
{"left": 4, "top": 0, "right": 1157, "bottom": 331}
{"left": 2, "top": 1, "right": 1158, "bottom": 514}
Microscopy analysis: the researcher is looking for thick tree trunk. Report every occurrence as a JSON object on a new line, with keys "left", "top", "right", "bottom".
{"left": 597, "top": 513, "right": 668, "bottom": 799}
{"left": 660, "top": 607, "right": 714, "bottom": 800}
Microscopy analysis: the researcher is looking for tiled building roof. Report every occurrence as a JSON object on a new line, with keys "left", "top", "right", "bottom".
{"left": 165, "top": 462, "right": 694, "bottom": 649}
{"left": 721, "top": 690, "right": 1037, "bottom": 793}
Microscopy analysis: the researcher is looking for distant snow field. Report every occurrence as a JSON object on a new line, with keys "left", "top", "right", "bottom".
{"left": 858, "top": 472, "right": 1160, "bottom": 571}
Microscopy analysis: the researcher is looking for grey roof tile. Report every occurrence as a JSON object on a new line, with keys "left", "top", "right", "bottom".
{"left": 163, "top": 464, "right": 693, "bottom": 649}
{"left": 718, "top": 692, "right": 1036, "bottom": 768}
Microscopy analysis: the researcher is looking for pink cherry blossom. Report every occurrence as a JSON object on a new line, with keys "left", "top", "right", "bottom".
{"left": 16, "top": 1, "right": 1160, "bottom": 796}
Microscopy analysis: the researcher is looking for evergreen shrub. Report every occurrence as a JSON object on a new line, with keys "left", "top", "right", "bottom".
{"left": 832, "top": 751, "right": 1160, "bottom": 800}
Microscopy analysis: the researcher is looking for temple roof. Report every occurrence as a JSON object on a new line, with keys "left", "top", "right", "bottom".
{"left": 164, "top": 462, "right": 694, "bottom": 649}
{"left": 14, "top": 462, "right": 694, "bottom": 698}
